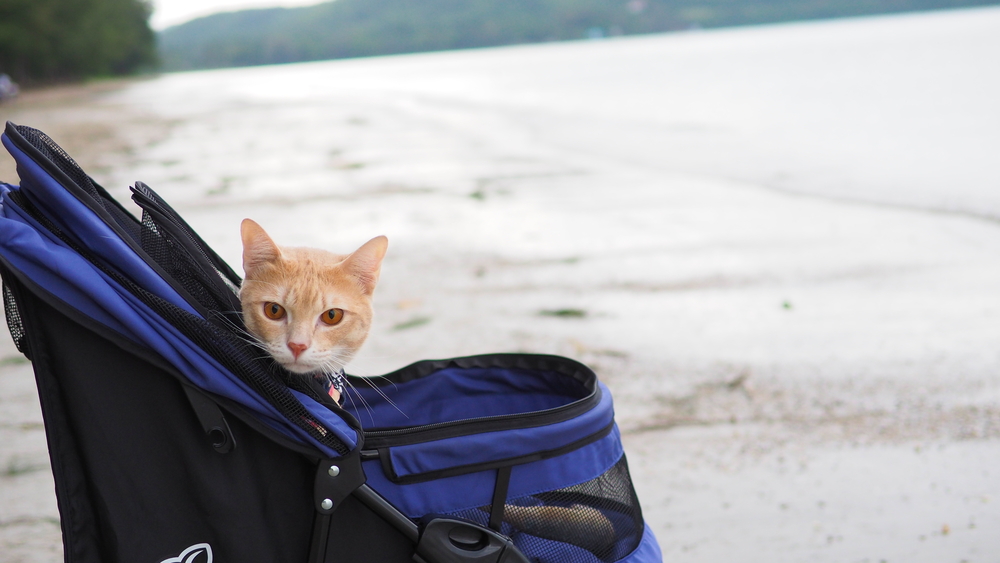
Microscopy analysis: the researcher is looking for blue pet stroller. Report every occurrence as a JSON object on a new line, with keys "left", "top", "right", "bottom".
{"left": 0, "top": 122, "right": 662, "bottom": 563}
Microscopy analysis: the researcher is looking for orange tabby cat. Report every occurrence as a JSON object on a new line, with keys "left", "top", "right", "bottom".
{"left": 239, "top": 218, "right": 388, "bottom": 403}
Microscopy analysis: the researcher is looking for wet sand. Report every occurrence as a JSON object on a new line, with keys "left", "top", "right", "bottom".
{"left": 1, "top": 9, "right": 999, "bottom": 562}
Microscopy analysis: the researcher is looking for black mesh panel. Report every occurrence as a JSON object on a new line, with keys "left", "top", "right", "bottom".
{"left": 3, "top": 282, "right": 27, "bottom": 355}
{"left": 446, "top": 455, "right": 644, "bottom": 563}
{"left": 140, "top": 209, "right": 235, "bottom": 316}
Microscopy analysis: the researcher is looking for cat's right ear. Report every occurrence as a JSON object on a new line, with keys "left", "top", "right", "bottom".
{"left": 241, "top": 218, "right": 281, "bottom": 275}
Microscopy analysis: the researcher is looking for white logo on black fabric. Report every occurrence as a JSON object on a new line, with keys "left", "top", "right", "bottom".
{"left": 160, "top": 543, "right": 213, "bottom": 563}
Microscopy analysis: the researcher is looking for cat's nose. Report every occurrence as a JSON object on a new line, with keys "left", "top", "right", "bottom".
{"left": 287, "top": 342, "right": 308, "bottom": 359}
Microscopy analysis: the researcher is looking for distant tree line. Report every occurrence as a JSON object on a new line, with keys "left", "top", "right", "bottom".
{"left": 0, "top": 0, "right": 156, "bottom": 85}
{"left": 158, "top": 0, "right": 998, "bottom": 71}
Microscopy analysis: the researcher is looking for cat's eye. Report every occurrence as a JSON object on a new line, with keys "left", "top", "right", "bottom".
{"left": 321, "top": 308, "right": 344, "bottom": 326}
{"left": 263, "top": 302, "right": 286, "bottom": 320}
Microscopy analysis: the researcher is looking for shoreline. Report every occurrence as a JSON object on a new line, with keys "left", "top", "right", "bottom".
{"left": 0, "top": 77, "right": 177, "bottom": 202}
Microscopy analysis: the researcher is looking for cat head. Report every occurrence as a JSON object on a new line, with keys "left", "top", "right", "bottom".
{"left": 239, "top": 218, "right": 388, "bottom": 375}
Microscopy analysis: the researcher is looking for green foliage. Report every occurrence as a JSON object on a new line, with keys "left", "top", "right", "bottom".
{"left": 158, "top": 0, "right": 998, "bottom": 71}
{"left": 0, "top": 0, "right": 156, "bottom": 84}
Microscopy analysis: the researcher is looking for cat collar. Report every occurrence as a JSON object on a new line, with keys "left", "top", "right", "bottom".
{"left": 318, "top": 369, "right": 346, "bottom": 406}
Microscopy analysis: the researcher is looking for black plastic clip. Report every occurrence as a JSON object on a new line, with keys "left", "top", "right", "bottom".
{"left": 413, "top": 517, "right": 530, "bottom": 563}
{"left": 182, "top": 385, "right": 235, "bottom": 454}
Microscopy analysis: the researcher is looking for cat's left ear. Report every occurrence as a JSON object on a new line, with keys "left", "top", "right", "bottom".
{"left": 343, "top": 236, "right": 388, "bottom": 295}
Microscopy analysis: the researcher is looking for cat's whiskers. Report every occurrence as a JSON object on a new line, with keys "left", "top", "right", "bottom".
{"left": 207, "top": 309, "right": 244, "bottom": 330}
{"left": 339, "top": 377, "right": 377, "bottom": 427}
{"left": 318, "top": 358, "right": 408, "bottom": 423}
{"left": 334, "top": 367, "right": 408, "bottom": 420}
{"left": 349, "top": 373, "right": 400, "bottom": 392}
{"left": 318, "top": 357, "right": 345, "bottom": 375}
{"left": 320, "top": 350, "right": 366, "bottom": 374}
{"left": 233, "top": 332, "right": 271, "bottom": 349}
{"left": 354, "top": 376, "right": 408, "bottom": 419}
{"left": 209, "top": 308, "right": 328, "bottom": 383}
{"left": 214, "top": 308, "right": 246, "bottom": 316}
{"left": 322, "top": 350, "right": 353, "bottom": 362}
{"left": 207, "top": 311, "right": 266, "bottom": 349}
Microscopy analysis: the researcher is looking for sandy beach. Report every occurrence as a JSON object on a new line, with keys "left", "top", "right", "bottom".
{"left": 1, "top": 7, "right": 999, "bottom": 562}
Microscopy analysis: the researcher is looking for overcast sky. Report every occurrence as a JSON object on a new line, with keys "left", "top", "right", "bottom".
{"left": 150, "top": 0, "right": 325, "bottom": 30}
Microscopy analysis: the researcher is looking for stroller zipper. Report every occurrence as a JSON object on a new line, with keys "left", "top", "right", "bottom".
{"left": 362, "top": 387, "right": 600, "bottom": 448}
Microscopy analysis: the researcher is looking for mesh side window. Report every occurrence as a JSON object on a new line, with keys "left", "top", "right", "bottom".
{"left": 133, "top": 181, "right": 242, "bottom": 328}
{"left": 132, "top": 181, "right": 241, "bottom": 286}
{"left": 447, "top": 455, "right": 644, "bottom": 563}
{"left": 3, "top": 282, "right": 27, "bottom": 356}
{"left": 140, "top": 210, "right": 236, "bottom": 316}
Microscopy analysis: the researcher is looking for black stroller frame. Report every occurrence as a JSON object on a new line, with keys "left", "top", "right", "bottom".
{"left": 0, "top": 122, "right": 661, "bottom": 563}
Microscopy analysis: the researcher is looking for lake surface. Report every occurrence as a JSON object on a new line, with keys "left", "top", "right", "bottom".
{"left": 108, "top": 5, "right": 1000, "bottom": 218}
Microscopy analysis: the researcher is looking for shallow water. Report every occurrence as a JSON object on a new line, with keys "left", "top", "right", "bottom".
{"left": 105, "top": 6, "right": 1000, "bottom": 217}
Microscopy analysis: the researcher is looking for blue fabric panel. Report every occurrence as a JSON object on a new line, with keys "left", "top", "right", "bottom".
{"left": 619, "top": 524, "right": 662, "bottom": 563}
{"left": 506, "top": 423, "right": 622, "bottom": 498}
{"left": 1, "top": 136, "right": 198, "bottom": 317}
{"left": 0, "top": 187, "right": 137, "bottom": 338}
{"left": 387, "top": 382, "right": 613, "bottom": 478}
{"left": 0, "top": 186, "right": 357, "bottom": 453}
{"left": 364, "top": 427, "right": 623, "bottom": 518}
{"left": 346, "top": 367, "right": 589, "bottom": 429}
{"left": 363, "top": 458, "right": 497, "bottom": 517}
